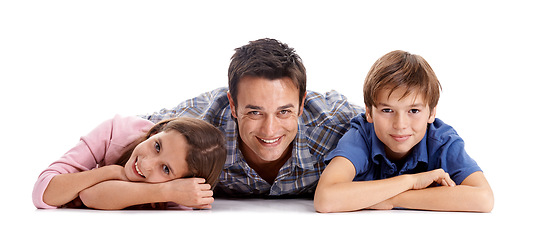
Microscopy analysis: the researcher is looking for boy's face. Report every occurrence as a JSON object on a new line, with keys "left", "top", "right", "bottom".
{"left": 366, "top": 87, "right": 436, "bottom": 161}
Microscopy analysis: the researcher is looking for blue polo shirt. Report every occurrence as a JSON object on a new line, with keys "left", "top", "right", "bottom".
{"left": 325, "top": 114, "right": 481, "bottom": 184}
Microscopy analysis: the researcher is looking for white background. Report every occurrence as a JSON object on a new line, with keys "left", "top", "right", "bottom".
{"left": 1, "top": 0, "right": 540, "bottom": 239}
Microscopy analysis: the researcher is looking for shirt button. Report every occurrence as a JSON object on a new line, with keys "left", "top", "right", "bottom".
{"left": 388, "top": 169, "right": 395, "bottom": 175}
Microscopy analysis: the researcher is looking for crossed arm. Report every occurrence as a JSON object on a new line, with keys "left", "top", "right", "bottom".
{"left": 314, "top": 157, "right": 494, "bottom": 213}
{"left": 42, "top": 165, "right": 214, "bottom": 210}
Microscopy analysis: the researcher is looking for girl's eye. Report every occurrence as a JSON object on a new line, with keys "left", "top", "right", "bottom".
{"left": 162, "top": 165, "right": 170, "bottom": 175}
{"left": 154, "top": 142, "right": 161, "bottom": 153}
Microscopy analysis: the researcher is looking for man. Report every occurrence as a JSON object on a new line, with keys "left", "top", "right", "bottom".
{"left": 141, "top": 38, "right": 362, "bottom": 197}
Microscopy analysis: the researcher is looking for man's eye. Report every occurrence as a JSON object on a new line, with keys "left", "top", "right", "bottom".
{"left": 248, "top": 111, "right": 261, "bottom": 115}
{"left": 154, "top": 142, "right": 161, "bottom": 153}
{"left": 162, "top": 165, "right": 170, "bottom": 175}
{"left": 279, "top": 110, "right": 291, "bottom": 115}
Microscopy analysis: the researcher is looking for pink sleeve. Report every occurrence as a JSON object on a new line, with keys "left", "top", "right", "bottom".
{"left": 32, "top": 115, "right": 154, "bottom": 209}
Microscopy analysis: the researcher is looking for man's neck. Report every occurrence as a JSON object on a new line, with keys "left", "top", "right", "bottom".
{"left": 240, "top": 142, "right": 293, "bottom": 184}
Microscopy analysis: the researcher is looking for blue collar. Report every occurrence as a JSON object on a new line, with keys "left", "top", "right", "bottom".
{"left": 369, "top": 127, "right": 429, "bottom": 174}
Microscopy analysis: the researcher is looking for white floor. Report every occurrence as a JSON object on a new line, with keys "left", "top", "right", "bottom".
{"left": 17, "top": 196, "right": 535, "bottom": 239}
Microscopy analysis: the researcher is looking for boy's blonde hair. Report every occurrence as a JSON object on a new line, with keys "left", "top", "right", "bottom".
{"left": 363, "top": 50, "right": 441, "bottom": 113}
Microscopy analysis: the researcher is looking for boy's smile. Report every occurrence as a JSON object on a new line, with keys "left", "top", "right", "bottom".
{"left": 366, "top": 87, "right": 436, "bottom": 161}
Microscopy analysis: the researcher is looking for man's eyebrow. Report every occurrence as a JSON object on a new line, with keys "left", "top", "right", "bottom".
{"left": 244, "top": 104, "right": 263, "bottom": 110}
{"left": 277, "top": 104, "right": 295, "bottom": 110}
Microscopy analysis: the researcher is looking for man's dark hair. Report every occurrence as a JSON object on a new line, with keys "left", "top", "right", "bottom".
{"left": 228, "top": 38, "right": 306, "bottom": 107}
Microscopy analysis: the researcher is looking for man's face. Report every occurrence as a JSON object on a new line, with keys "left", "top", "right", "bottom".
{"left": 228, "top": 76, "right": 305, "bottom": 164}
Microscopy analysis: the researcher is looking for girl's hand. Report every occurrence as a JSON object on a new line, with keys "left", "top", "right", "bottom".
{"left": 410, "top": 168, "right": 456, "bottom": 190}
{"left": 102, "top": 165, "right": 129, "bottom": 182}
{"left": 162, "top": 178, "right": 214, "bottom": 209}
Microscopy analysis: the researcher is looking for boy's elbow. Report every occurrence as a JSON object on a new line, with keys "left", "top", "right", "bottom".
{"left": 476, "top": 188, "right": 494, "bottom": 213}
{"left": 314, "top": 188, "right": 339, "bottom": 213}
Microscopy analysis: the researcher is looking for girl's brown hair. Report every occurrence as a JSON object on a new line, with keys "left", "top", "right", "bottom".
{"left": 116, "top": 117, "right": 226, "bottom": 188}
{"left": 363, "top": 50, "right": 441, "bottom": 114}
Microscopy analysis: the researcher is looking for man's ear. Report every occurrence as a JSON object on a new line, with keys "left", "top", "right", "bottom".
{"left": 227, "top": 91, "right": 238, "bottom": 119}
{"left": 298, "top": 92, "right": 307, "bottom": 116}
{"left": 365, "top": 106, "right": 374, "bottom": 123}
{"left": 428, "top": 106, "right": 437, "bottom": 123}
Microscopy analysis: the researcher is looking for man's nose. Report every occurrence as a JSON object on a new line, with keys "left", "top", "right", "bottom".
{"left": 261, "top": 115, "right": 279, "bottom": 136}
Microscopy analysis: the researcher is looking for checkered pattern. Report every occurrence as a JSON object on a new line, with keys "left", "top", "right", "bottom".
{"left": 140, "top": 87, "right": 363, "bottom": 196}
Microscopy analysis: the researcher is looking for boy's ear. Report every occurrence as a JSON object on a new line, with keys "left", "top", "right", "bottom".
{"left": 227, "top": 91, "right": 238, "bottom": 119}
{"left": 365, "top": 106, "right": 374, "bottom": 123}
{"left": 428, "top": 106, "right": 437, "bottom": 123}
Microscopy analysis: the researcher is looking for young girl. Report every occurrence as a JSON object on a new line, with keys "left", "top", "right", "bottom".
{"left": 33, "top": 115, "right": 226, "bottom": 210}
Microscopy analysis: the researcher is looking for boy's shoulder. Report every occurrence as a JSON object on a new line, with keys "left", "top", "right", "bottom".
{"left": 426, "top": 118, "right": 463, "bottom": 145}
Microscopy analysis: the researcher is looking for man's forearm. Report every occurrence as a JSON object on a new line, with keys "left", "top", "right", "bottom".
{"left": 79, "top": 180, "right": 167, "bottom": 210}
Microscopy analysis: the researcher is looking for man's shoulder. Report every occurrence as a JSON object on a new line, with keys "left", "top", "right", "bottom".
{"left": 302, "top": 90, "right": 363, "bottom": 126}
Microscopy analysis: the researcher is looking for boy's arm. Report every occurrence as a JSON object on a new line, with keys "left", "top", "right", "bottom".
{"left": 79, "top": 178, "right": 214, "bottom": 210}
{"left": 314, "top": 157, "right": 456, "bottom": 213}
{"left": 379, "top": 171, "right": 493, "bottom": 212}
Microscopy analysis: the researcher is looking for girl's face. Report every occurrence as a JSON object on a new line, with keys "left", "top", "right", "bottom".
{"left": 124, "top": 130, "right": 191, "bottom": 183}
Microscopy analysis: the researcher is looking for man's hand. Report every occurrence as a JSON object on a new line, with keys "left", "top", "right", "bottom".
{"left": 162, "top": 178, "right": 214, "bottom": 209}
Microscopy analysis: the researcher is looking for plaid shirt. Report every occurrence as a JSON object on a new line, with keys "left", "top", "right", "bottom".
{"left": 140, "top": 87, "right": 363, "bottom": 197}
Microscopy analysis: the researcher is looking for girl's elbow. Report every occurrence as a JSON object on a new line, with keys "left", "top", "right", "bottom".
{"left": 79, "top": 188, "right": 119, "bottom": 210}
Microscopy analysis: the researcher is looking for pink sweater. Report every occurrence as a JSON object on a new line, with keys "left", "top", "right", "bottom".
{"left": 32, "top": 115, "right": 154, "bottom": 209}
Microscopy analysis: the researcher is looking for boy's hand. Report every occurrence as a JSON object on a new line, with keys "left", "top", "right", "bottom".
{"left": 410, "top": 169, "right": 456, "bottom": 190}
{"left": 162, "top": 178, "right": 214, "bottom": 209}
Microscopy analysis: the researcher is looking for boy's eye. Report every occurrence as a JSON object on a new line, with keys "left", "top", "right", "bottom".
{"left": 154, "top": 142, "right": 161, "bottom": 153}
{"left": 409, "top": 109, "right": 420, "bottom": 114}
{"left": 381, "top": 108, "right": 393, "bottom": 113}
{"left": 162, "top": 165, "right": 170, "bottom": 175}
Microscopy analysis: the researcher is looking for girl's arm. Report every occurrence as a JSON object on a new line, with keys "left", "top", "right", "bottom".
{"left": 79, "top": 177, "right": 214, "bottom": 210}
{"left": 33, "top": 115, "right": 153, "bottom": 209}
{"left": 314, "top": 156, "right": 456, "bottom": 213}
{"left": 42, "top": 165, "right": 127, "bottom": 207}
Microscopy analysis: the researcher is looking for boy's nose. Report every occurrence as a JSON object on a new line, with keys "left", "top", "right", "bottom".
{"left": 393, "top": 113, "right": 408, "bottom": 129}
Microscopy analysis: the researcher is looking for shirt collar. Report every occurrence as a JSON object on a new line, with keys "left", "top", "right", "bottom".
{"left": 223, "top": 114, "right": 314, "bottom": 171}
{"left": 369, "top": 127, "right": 429, "bottom": 170}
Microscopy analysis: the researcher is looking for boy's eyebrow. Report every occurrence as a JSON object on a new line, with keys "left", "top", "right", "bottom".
{"left": 376, "top": 102, "right": 426, "bottom": 108}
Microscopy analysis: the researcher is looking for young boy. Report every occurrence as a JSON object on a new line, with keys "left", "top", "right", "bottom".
{"left": 314, "top": 50, "right": 493, "bottom": 213}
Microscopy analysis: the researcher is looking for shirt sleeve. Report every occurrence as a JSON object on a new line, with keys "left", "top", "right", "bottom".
{"left": 32, "top": 115, "right": 153, "bottom": 209}
{"left": 138, "top": 87, "right": 230, "bottom": 124}
{"left": 439, "top": 138, "right": 482, "bottom": 185}
{"left": 324, "top": 115, "right": 372, "bottom": 176}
